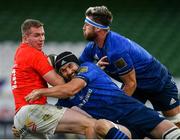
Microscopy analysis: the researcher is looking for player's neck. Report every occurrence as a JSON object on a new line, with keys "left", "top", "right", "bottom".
{"left": 95, "top": 31, "right": 108, "bottom": 48}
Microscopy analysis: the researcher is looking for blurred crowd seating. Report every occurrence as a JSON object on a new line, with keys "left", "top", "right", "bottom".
{"left": 0, "top": 0, "right": 179, "bottom": 76}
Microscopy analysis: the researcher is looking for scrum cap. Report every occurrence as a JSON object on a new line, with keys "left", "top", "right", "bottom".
{"left": 55, "top": 51, "right": 79, "bottom": 72}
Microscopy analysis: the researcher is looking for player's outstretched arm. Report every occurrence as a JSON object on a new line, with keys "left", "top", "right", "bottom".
{"left": 25, "top": 78, "right": 86, "bottom": 102}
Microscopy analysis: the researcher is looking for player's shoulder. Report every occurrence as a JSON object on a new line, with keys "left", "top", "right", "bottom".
{"left": 80, "top": 62, "right": 97, "bottom": 70}
{"left": 86, "top": 41, "right": 96, "bottom": 48}
{"left": 20, "top": 47, "right": 46, "bottom": 62}
{"left": 19, "top": 44, "right": 42, "bottom": 55}
{"left": 107, "top": 31, "right": 131, "bottom": 51}
{"left": 109, "top": 31, "right": 128, "bottom": 42}
{"left": 81, "top": 61, "right": 95, "bottom": 67}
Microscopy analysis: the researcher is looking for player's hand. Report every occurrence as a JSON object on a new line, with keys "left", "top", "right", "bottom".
{"left": 25, "top": 89, "right": 41, "bottom": 103}
{"left": 12, "top": 125, "right": 20, "bottom": 138}
{"left": 96, "top": 56, "right": 109, "bottom": 70}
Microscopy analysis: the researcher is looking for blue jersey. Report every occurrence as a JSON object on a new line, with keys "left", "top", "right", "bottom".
{"left": 56, "top": 62, "right": 164, "bottom": 138}
{"left": 79, "top": 31, "right": 169, "bottom": 92}
{"left": 57, "top": 62, "right": 144, "bottom": 120}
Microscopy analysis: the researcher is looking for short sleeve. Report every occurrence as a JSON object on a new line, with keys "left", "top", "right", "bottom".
{"left": 32, "top": 51, "right": 53, "bottom": 76}
{"left": 75, "top": 63, "right": 97, "bottom": 84}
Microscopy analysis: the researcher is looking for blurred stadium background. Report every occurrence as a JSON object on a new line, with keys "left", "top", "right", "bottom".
{"left": 0, "top": 0, "right": 179, "bottom": 138}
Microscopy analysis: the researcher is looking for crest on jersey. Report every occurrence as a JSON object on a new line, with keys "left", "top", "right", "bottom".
{"left": 114, "top": 58, "right": 127, "bottom": 69}
{"left": 78, "top": 66, "right": 88, "bottom": 73}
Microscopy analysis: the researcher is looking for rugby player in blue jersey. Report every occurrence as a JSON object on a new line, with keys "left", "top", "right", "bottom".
{"left": 25, "top": 51, "right": 180, "bottom": 139}
{"left": 79, "top": 6, "right": 180, "bottom": 127}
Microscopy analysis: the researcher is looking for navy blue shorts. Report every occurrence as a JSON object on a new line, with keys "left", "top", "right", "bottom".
{"left": 133, "top": 77, "right": 179, "bottom": 111}
{"left": 118, "top": 107, "right": 165, "bottom": 138}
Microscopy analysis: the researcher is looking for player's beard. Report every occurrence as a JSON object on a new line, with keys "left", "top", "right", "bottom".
{"left": 65, "top": 72, "right": 76, "bottom": 82}
{"left": 84, "top": 31, "right": 97, "bottom": 41}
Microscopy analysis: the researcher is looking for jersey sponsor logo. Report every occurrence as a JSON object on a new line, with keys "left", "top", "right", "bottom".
{"left": 114, "top": 58, "right": 127, "bottom": 69}
{"left": 78, "top": 88, "right": 92, "bottom": 108}
{"left": 78, "top": 66, "right": 88, "bottom": 73}
{"left": 11, "top": 65, "right": 18, "bottom": 89}
{"left": 93, "top": 54, "right": 99, "bottom": 63}
{"left": 170, "top": 98, "right": 176, "bottom": 105}
{"left": 25, "top": 118, "right": 37, "bottom": 132}
{"left": 42, "top": 114, "right": 52, "bottom": 121}
{"left": 158, "top": 113, "right": 165, "bottom": 118}
{"left": 94, "top": 53, "right": 99, "bottom": 60}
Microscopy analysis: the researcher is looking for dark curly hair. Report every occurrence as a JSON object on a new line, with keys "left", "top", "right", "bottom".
{"left": 85, "top": 6, "right": 113, "bottom": 27}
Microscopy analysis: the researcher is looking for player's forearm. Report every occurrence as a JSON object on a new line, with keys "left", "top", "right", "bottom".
{"left": 38, "top": 78, "right": 85, "bottom": 99}
{"left": 120, "top": 69, "right": 137, "bottom": 96}
{"left": 38, "top": 86, "right": 74, "bottom": 99}
{"left": 43, "top": 70, "right": 65, "bottom": 86}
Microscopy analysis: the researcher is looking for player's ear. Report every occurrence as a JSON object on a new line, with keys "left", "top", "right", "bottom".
{"left": 48, "top": 54, "right": 57, "bottom": 68}
{"left": 95, "top": 27, "right": 103, "bottom": 32}
{"left": 95, "top": 27, "right": 100, "bottom": 32}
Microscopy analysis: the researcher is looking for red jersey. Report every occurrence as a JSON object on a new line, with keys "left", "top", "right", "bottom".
{"left": 11, "top": 43, "right": 53, "bottom": 112}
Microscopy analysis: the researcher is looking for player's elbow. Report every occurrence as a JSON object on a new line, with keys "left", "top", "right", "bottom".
{"left": 55, "top": 90, "right": 75, "bottom": 99}
{"left": 125, "top": 80, "right": 136, "bottom": 91}
{"left": 58, "top": 86, "right": 79, "bottom": 99}
{"left": 66, "top": 90, "right": 76, "bottom": 97}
